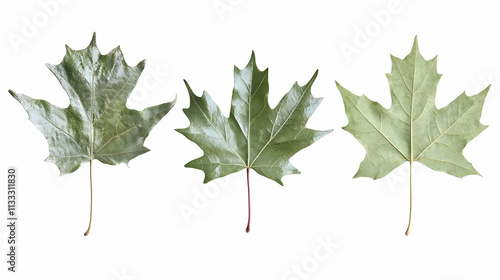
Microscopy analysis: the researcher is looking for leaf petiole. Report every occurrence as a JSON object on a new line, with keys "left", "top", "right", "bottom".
{"left": 405, "top": 162, "right": 412, "bottom": 236}
{"left": 84, "top": 159, "right": 93, "bottom": 236}
{"left": 245, "top": 168, "right": 251, "bottom": 233}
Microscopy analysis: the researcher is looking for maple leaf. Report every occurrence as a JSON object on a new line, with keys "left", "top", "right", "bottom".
{"left": 9, "top": 33, "right": 176, "bottom": 235}
{"left": 176, "top": 52, "right": 332, "bottom": 232}
{"left": 336, "top": 36, "right": 489, "bottom": 235}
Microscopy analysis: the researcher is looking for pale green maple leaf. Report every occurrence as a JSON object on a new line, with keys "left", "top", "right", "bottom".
{"left": 337, "top": 36, "right": 489, "bottom": 235}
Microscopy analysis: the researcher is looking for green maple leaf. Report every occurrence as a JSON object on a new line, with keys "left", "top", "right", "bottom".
{"left": 176, "top": 52, "right": 332, "bottom": 232}
{"left": 9, "top": 33, "right": 176, "bottom": 235}
{"left": 336, "top": 37, "right": 489, "bottom": 235}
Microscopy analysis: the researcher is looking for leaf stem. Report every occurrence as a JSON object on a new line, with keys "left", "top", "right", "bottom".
{"left": 245, "top": 168, "right": 251, "bottom": 233}
{"left": 405, "top": 162, "right": 412, "bottom": 236}
{"left": 84, "top": 159, "right": 93, "bottom": 236}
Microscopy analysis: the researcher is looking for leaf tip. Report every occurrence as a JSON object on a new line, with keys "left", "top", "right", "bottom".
{"left": 64, "top": 44, "right": 73, "bottom": 54}
{"left": 307, "top": 70, "right": 319, "bottom": 85}
{"left": 136, "top": 59, "right": 146, "bottom": 71}
{"left": 90, "top": 32, "right": 97, "bottom": 45}
{"left": 183, "top": 79, "right": 191, "bottom": 89}
{"left": 202, "top": 176, "right": 213, "bottom": 184}
{"left": 170, "top": 94, "right": 178, "bottom": 106}
{"left": 335, "top": 81, "right": 346, "bottom": 92}
{"left": 323, "top": 129, "right": 334, "bottom": 136}
{"left": 247, "top": 51, "right": 257, "bottom": 67}
{"left": 250, "top": 50, "right": 256, "bottom": 60}
{"left": 412, "top": 35, "right": 419, "bottom": 48}
{"left": 183, "top": 80, "right": 196, "bottom": 96}
{"left": 483, "top": 84, "right": 492, "bottom": 93}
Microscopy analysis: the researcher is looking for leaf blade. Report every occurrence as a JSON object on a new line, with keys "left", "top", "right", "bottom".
{"left": 178, "top": 53, "right": 331, "bottom": 184}
{"left": 338, "top": 37, "right": 487, "bottom": 179}
{"left": 10, "top": 33, "right": 175, "bottom": 174}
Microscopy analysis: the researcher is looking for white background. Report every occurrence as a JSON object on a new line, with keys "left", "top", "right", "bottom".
{"left": 1, "top": 0, "right": 499, "bottom": 279}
